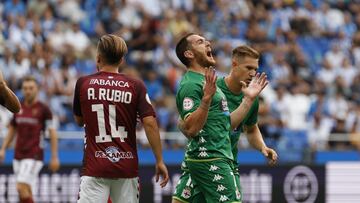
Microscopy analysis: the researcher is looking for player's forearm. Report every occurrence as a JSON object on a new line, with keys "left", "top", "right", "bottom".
{"left": 143, "top": 116, "right": 164, "bottom": 163}
{"left": 0, "top": 126, "right": 15, "bottom": 150}
{"left": 49, "top": 129, "right": 59, "bottom": 158}
{"left": 177, "top": 118, "right": 191, "bottom": 139}
{"left": 182, "top": 98, "right": 211, "bottom": 137}
{"left": 245, "top": 125, "right": 267, "bottom": 151}
{"left": 230, "top": 97, "right": 255, "bottom": 130}
{"left": 74, "top": 116, "right": 84, "bottom": 127}
{"left": 0, "top": 82, "right": 21, "bottom": 113}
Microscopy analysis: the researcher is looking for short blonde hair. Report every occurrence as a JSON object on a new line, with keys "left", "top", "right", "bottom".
{"left": 232, "top": 45, "right": 259, "bottom": 61}
{"left": 97, "top": 34, "right": 128, "bottom": 65}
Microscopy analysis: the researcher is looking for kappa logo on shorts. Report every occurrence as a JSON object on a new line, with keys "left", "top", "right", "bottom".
{"left": 198, "top": 151, "right": 209, "bottom": 157}
{"left": 219, "top": 195, "right": 229, "bottom": 202}
{"left": 183, "top": 97, "right": 194, "bottom": 111}
{"left": 181, "top": 187, "right": 191, "bottom": 199}
{"left": 209, "top": 165, "right": 220, "bottom": 171}
{"left": 95, "top": 146, "right": 133, "bottom": 163}
{"left": 213, "top": 174, "right": 224, "bottom": 182}
{"left": 216, "top": 184, "right": 227, "bottom": 192}
{"left": 199, "top": 137, "right": 207, "bottom": 143}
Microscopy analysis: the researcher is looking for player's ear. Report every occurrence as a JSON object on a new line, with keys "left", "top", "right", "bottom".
{"left": 184, "top": 50, "right": 194, "bottom": 59}
{"left": 96, "top": 55, "right": 101, "bottom": 64}
{"left": 119, "top": 58, "right": 124, "bottom": 65}
{"left": 232, "top": 59, "right": 237, "bottom": 68}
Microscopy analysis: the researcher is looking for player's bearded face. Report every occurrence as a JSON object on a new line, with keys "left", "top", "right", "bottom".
{"left": 193, "top": 47, "right": 216, "bottom": 67}
{"left": 188, "top": 35, "right": 216, "bottom": 67}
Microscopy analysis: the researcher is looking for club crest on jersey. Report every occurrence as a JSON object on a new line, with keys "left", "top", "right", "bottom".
{"left": 181, "top": 187, "right": 191, "bottom": 199}
{"left": 183, "top": 97, "right": 194, "bottom": 111}
{"left": 95, "top": 146, "right": 133, "bottom": 163}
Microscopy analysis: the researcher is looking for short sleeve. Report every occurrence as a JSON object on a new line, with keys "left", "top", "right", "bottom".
{"left": 176, "top": 82, "right": 203, "bottom": 120}
{"left": 245, "top": 97, "right": 259, "bottom": 126}
{"left": 73, "top": 77, "right": 84, "bottom": 117}
{"left": 43, "top": 104, "right": 55, "bottom": 130}
{"left": 136, "top": 80, "right": 156, "bottom": 120}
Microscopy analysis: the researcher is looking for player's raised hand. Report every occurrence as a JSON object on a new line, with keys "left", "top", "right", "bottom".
{"left": 49, "top": 156, "right": 60, "bottom": 172}
{"left": 261, "top": 147, "right": 278, "bottom": 166}
{"left": 0, "top": 149, "right": 5, "bottom": 164}
{"left": 155, "top": 161, "right": 169, "bottom": 188}
{"left": 241, "top": 72, "right": 268, "bottom": 100}
{"left": 202, "top": 67, "right": 217, "bottom": 101}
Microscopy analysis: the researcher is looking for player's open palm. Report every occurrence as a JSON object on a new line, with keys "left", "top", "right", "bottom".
{"left": 202, "top": 67, "right": 217, "bottom": 101}
{"left": 155, "top": 161, "right": 169, "bottom": 188}
{"left": 241, "top": 72, "right": 268, "bottom": 100}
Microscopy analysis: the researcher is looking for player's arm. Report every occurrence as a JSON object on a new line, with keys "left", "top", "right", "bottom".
{"left": 244, "top": 124, "right": 278, "bottom": 165}
{"left": 177, "top": 117, "right": 191, "bottom": 139}
{"left": 230, "top": 73, "right": 268, "bottom": 130}
{"left": 73, "top": 77, "right": 84, "bottom": 127}
{"left": 0, "top": 70, "right": 21, "bottom": 113}
{"left": 181, "top": 68, "right": 217, "bottom": 138}
{"left": 48, "top": 127, "right": 60, "bottom": 172}
{"left": 0, "top": 125, "right": 16, "bottom": 164}
{"left": 74, "top": 116, "right": 84, "bottom": 127}
{"left": 137, "top": 80, "right": 169, "bottom": 188}
{"left": 142, "top": 116, "right": 169, "bottom": 187}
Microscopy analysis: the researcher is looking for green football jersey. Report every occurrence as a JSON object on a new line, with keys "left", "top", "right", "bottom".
{"left": 216, "top": 77, "right": 259, "bottom": 166}
{"left": 176, "top": 71, "right": 233, "bottom": 160}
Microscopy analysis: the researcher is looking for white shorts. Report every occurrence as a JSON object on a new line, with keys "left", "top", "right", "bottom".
{"left": 78, "top": 176, "right": 139, "bottom": 203}
{"left": 13, "top": 159, "right": 43, "bottom": 189}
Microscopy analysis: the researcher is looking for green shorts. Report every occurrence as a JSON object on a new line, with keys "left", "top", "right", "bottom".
{"left": 173, "top": 170, "right": 195, "bottom": 203}
{"left": 185, "top": 158, "right": 241, "bottom": 203}
{"left": 233, "top": 165, "right": 242, "bottom": 202}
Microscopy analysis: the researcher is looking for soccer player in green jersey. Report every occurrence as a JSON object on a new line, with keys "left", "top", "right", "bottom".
{"left": 173, "top": 45, "right": 278, "bottom": 203}
{"left": 173, "top": 33, "right": 268, "bottom": 203}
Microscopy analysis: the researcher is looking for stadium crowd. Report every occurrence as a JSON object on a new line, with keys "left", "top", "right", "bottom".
{"left": 1, "top": 0, "right": 360, "bottom": 152}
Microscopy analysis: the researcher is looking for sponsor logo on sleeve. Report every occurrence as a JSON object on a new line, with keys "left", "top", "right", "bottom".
{"left": 183, "top": 97, "right": 194, "bottom": 111}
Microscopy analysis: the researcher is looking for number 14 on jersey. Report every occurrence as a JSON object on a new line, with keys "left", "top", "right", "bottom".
{"left": 92, "top": 104, "right": 128, "bottom": 143}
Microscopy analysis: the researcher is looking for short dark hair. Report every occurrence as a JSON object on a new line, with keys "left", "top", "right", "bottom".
{"left": 22, "top": 75, "right": 38, "bottom": 86}
{"left": 97, "top": 34, "right": 128, "bottom": 66}
{"left": 232, "top": 45, "right": 259, "bottom": 60}
{"left": 175, "top": 33, "right": 196, "bottom": 67}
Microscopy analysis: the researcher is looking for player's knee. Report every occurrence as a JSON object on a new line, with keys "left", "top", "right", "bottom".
{"left": 16, "top": 183, "right": 31, "bottom": 199}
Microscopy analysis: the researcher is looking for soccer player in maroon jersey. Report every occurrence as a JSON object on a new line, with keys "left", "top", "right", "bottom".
{"left": 0, "top": 69, "right": 21, "bottom": 113}
{"left": 73, "top": 34, "right": 169, "bottom": 203}
{"left": 0, "top": 76, "right": 60, "bottom": 203}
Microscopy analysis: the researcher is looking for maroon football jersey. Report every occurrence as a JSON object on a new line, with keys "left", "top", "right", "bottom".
{"left": 73, "top": 71, "right": 155, "bottom": 178}
{"left": 11, "top": 101, "right": 53, "bottom": 161}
